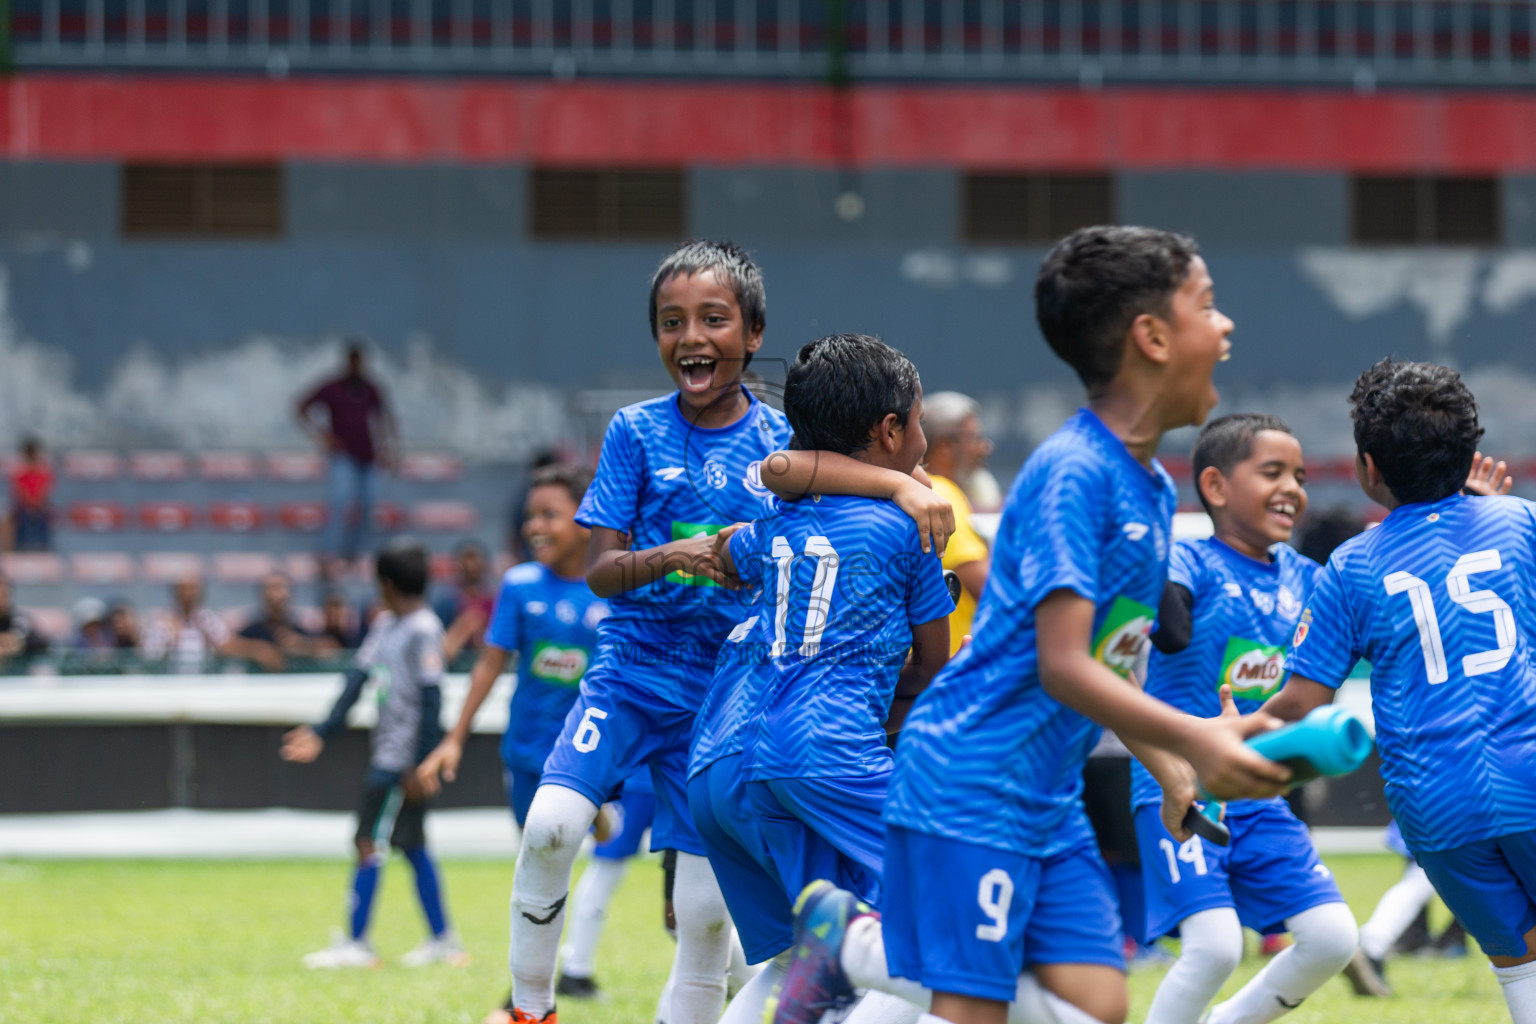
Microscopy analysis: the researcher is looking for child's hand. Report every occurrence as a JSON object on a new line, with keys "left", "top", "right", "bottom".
{"left": 280, "top": 725, "right": 324, "bottom": 763}
{"left": 1180, "top": 691, "right": 1291, "bottom": 801}
{"left": 1158, "top": 758, "right": 1202, "bottom": 842}
{"left": 1465, "top": 451, "right": 1513, "bottom": 496}
{"left": 671, "top": 532, "right": 737, "bottom": 588}
{"left": 893, "top": 477, "right": 954, "bottom": 556}
{"left": 417, "top": 738, "right": 463, "bottom": 796}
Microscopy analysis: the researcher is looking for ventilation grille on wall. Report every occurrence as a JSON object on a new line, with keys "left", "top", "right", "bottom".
{"left": 122, "top": 164, "right": 285, "bottom": 239}
{"left": 530, "top": 168, "right": 687, "bottom": 240}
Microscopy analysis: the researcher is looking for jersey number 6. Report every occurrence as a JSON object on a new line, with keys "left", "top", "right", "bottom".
{"left": 573, "top": 707, "right": 608, "bottom": 753}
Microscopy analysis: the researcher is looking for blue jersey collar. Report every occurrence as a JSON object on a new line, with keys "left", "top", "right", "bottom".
{"left": 670, "top": 385, "right": 761, "bottom": 435}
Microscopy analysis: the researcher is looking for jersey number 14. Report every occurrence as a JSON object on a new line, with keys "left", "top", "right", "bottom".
{"left": 1384, "top": 548, "right": 1518, "bottom": 684}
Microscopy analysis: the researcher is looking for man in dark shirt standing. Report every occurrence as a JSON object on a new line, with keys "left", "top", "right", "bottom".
{"left": 296, "top": 341, "right": 398, "bottom": 566}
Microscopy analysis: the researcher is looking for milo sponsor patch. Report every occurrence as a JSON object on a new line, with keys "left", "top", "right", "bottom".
{"left": 1091, "top": 596, "right": 1156, "bottom": 678}
{"left": 1220, "top": 637, "right": 1286, "bottom": 700}
{"left": 529, "top": 642, "right": 589, "bottom": 686}
{"left": 667, "top": 521, "right": 724, "bottom": 586}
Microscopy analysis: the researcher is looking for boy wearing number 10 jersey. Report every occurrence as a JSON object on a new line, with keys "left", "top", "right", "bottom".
{"left": 1269, "top": 359, "right": 1536, "bottom": 1024}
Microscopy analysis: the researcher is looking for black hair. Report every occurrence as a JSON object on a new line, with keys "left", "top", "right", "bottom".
{"left": 783, "top": 334, "right": 921, "bottom": 457}
{"left": 375, "top": 537, "right": 430, "bottom": 597}
{"left": 1349, "top": 357, "right": 1483, "bottom": 506}
{"left": 19, "top": 435, "right": 41, "bottom": 456}
{"left": 528, "top": 463, "right": 593, "bottom": 505}
{"left": 1034, "top": 225, "right": 1200, "bottom": 391}
{"left": 648, "top": 240, "right": 766, "bottom": 368}
{"left": 1191, "top": 413, "right": 1295, "bottom": 516}
{"left": 1295, "top": 506, "right": 1365, "bottom": 564}
{"left": 452, "top": 538, "right": 489, "bottom": 560}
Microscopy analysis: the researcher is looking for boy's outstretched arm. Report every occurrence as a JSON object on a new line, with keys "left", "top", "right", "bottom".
{"left": 1261, "top": 673, "right": 1338, "bottom": 723}
{"left": 887, "top": 616, "right": 950, "bottom": 736}
{"left": 585, "top": 525, "right": 733, "bottom": 597}
{"left": 280, "top": 663, "right": 369, "bottom": 763}
{"left": 758, "top": 449, "right": 954, "bottom": 555}
{"left": 1034, "top": 589, "right": 1292, "bottom": 800}
{"left": 417, "top": 645, "right": 509, "bottom": 795}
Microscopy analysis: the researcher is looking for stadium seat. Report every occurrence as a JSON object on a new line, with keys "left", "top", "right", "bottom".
{"left": 25, "top": 606, "right": 70, "bottom": 642}
{"left": 139, "top": 502, "right": 198, "bottom": 532}
{"left": 1159, "top": 455, "right": 1192, "bottom": 482}
{"left": 278, "top": 502, "right": 327, "bottom": 532}
{"left": 61, "top": 450, "right": 122, "bottom": 481}
{"left": 198, "top": 452, "right": 259, "bottom": 481}
{"left": 130, "top": 451, "right": 190, "bottom": 481}
{"left": 68, "top": 501, "right": 128, "bottom": 532}
{"left": 370, "top": 502, "right": 408, "bottom": 532}
{"left": 1, "top": 552, "right": 66, "bottom": 584}
{"left": 213, "top": 553, "right": 279, "bottom": 584}
{"left": 70, "top": 553, "right": 137, "bottom": 586}
{"left": 283, "top": 553, "right": 322, "bottom": 584}
{"left": 142, "top": 552, "right": 207, "bottom": 583}
{"left": 413, "top": 500, "right": 478, "bottom": 532}
{"left": 266, "top": 452, "right": 325, "bottom": 482}
{"left": 208, "top": 501, "right": 265, "bottom": 532}
{"left": 398, "top": 453, "right": 463, "bottom": 482}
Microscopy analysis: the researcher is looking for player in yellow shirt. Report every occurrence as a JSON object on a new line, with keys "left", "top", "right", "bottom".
{"left": 921, "top": 392, "right": 994, "bottom": 654}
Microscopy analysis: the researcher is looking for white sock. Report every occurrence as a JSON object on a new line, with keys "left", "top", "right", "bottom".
{"left": 1144, "top": 908, "right": 1244, "bottom": 1024}
{"left": 1358, "top": 863, "right": 1436, "bottom": 960}
{"left": 1206, "top": 902, "right": 1358, "bottom": 1024}
{"left": 655, "top": 954, "right": 678, "bottom": 1024}
{"left": 560, "top": 856, "right": 630, "bottom": 978}
{"left": 727, "top": 927, "right": 760, "bottom": 997}
{"left": 1011, "top": 972, "right": 1117, "bottom": 1024}
{"left": 669, "top": 851, "right": 733, "bottom": 1024}
{"left": 508, "top": 784, "right": 598, "bottom": 1017}
{"left": 840, "top": 913, "right": 933, "bottom": 1007}
{"left": 718, "top": 950, "right": 791, "bottom": 1024}
{"left": 843, "top": 990, "right": 926, "bottom": 1024}
{"left": 1495, "top": 960, "right": 1536, "bottom": 1024}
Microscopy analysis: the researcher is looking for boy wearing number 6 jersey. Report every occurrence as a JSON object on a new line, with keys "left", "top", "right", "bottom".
{"left": 1133, "top": 414, "right": 1355, "bottom": 1024}
{"left": 1268, "top": 358, "right": 1536, "bottom": 1024}
{"left": 686, "top": 334, "right": 954, "bottom": 1024}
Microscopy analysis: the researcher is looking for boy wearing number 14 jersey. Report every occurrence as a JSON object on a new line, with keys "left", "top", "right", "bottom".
{"left": 1268, "top": 359, "right": 1536, "bottom": 1024}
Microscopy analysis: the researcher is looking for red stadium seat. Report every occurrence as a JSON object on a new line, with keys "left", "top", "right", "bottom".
{"left": 130, "top": 451, "right": 190, "bottom": 481}
{"left": 208, "top": 501, "right": 266, "bottom": 532}
{"left": 71, "top": 553, "right": 136, "bottom": 585}
{"left": 68, "top": 501, "right": 127, "bottom": 532}
{"left": 198, "top": 452, "right": 260, "bottom": 480}
{"left": 1, "top": 552, "right": 65, "bottom": 584}
{"left": 398, "top": 453, "right": 464, "bottom": 482}
{"left": 139, "top": 501, "right": 198, "bottom": 532}
{"left": 61, "top": 450, "right": 122, "bottom": 480}
{"left": 1160, "top": 455, "right": 1193, "bottom": 482}
{"left": 142, "top": 552, "right": 206, "bottom": 583}
{"left": 213, "top": 552, "right": 279, "bottom": 584}
{"left": 413, "top": 500, "right": 479, "bottom": 532}
{"left": 370, "top": 502, "right": 408, "bottom": 532}
{"left": 267, "top": 452, "right": 325, "bottom": 482}
{"left": 278, "top": 502, "right": 328, "bottom": 532}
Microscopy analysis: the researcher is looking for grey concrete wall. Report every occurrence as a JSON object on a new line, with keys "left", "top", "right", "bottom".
{"left": 288, "top": 164, "right": 526, "bottom": 240}
{"left": 1119, "top": 172, "right": 1349, "bottom": 246}
{"left": 0, "top": 162, "right": 118, "bottom": 239}
{"left": 691, "top": 168, "right": 959, "bottom": 247}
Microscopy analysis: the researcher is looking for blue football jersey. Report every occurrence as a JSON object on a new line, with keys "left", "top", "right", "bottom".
{"left": 484, "top": 562, "right": 611, "bottom": 774}
{"left": 723, "top": 494, "right": 955, "bottom": 780}
{"left": 1130, "top": 538, "right": 1320, "bottom": 810}
{"left": 576, "top": 387, "right": 793, "bottom": 707}
{"left": 885, "top": 409, "right": 1177, "bottom": 858}
{"left": 1286, "top": 493, "right": 1536, "bottom": 853}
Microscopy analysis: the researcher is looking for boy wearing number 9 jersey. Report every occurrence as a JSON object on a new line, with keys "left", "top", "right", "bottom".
{"left": 1268, "top": 358, "right": 1536, "bottom": 1024}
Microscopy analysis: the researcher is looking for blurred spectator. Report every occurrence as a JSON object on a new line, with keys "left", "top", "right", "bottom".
{"left": 922, "top": 391, "right": 995, "bottom": 655}
{"left": 295, "top": 340, "right": 399, "bottom": 566}
{"left": 142, "top": 574, "right": 233, "bottom": 674}
{"left": 1296, "top": 505, "right": 1366, "bottom": 565}
{"left": 0, "top": 574, "right": 48, "bottom": 669}
{"left": 234, "top": 571, "right": 325, "bottom": 671}
{"left": 7, "top": 436, "right": 55, "bottom": 552}
{"left": 319, "top": 588, "right": 362, "bottom": 649}
{"left": 434, "top": 540, "right": 494, "bottom": 666}
{"left": 71, "top": 597, "right": 113, "bottom": 651}
{"left": 108, "top": 599, "right": 140, "bottom": 650}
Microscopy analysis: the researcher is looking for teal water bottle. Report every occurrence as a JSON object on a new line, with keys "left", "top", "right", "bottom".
{"left": 1183, "top": 705, "right": 1373, "bottom": 846}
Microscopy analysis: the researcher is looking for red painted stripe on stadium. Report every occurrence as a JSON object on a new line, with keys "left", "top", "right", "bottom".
{"left": 3, "top": 75, "right": 1536, "bottom": 170}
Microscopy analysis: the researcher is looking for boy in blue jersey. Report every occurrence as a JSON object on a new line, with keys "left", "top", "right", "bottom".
{"left": 503, "top": 241, "right": 795, "bottom": 1024}
{"left": 771, "top": 226, "right": 1293, "bottom": 1024}
{"left": 1266, "top": 358, "right": 1536, "bottom": 1024}
{"left": 417, "top": 464, "right": 658, "bottom": 1009}
{"left": 688, "top": 334, "right": 954, "bottom": 1024}
{"left": 1133, "top": 414, "right": 1357, "bottom": 1024}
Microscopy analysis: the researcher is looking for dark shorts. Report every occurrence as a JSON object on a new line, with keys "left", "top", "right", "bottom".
{"left": 355, "top": 767, "right": 427, "bottom": 850}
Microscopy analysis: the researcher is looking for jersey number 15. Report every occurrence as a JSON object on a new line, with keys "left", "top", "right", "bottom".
{"left": 1384, "top": 548, "right": 1518, "bottom": 684}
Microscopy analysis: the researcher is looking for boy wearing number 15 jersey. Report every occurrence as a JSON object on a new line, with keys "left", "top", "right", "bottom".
{"left": 1269, "top": 359, "right": 1536, "bottom": 1024}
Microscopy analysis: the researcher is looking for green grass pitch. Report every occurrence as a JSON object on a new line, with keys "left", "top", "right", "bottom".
{"left": 0, "top": 853, "right": 1508, "bottom": 1023}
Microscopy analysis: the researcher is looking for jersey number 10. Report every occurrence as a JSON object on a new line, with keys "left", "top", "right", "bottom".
{"left": 770, "top": 536, "right": 839, "bottom": 659}
{"left": 1384, "top": 548, "right": 1518, "bottom": 685}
